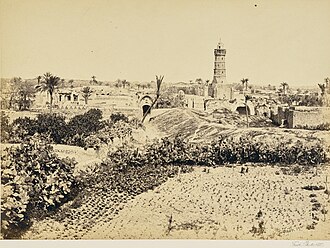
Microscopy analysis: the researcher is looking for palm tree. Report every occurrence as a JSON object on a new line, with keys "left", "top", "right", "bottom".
{"left": 240, "top": 78, "right": 249, "bottom": 127}
{"left": 91, "top": 76, "right": 97, "bottom": 85}
{"left": 324, "top": 77, "right": 330, "bottom": 94}
{"left": 60, "top": 79, "right": 66, "bottom": 88}
{"left": 241, "top": 78, "right": 249, "bottom": 92}
{"left": 68, "top": 79, "right": 74, "bottom": 88}
{"left": 281, "top": 82, "right": 288, "bottom": 95}
{"left": 81, "top": 86, "right": 93, "bottom": 104}
{"left": 35, "top": 72, "right": 61, "bottom": 111}
{"left": 318, "top": 83, "right": 326, "bottom": 97}
{"left": 122, "top": 79, "right": 127, "bottom": 88}
{"left": 141, "top": 75, "right": 164, "bottom": 123}
{"left": 195, "top": 78, "right": 203, "bottom": 85}
{"left": 244, "top": 95, "right": 252, "bottom": 128}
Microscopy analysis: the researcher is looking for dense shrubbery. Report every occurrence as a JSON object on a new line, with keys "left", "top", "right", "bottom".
{"left": 1, "top": 136, "right": 77, "bottom": 238}
{"left": 10, "top": 114, "right": 70, "bottom": 144}
{"left": 103, "top": 135, "right": 327, "bottom": 169}
{"left": 7, "top": 109, "right": 104, "bottom": 146}
{"left": 7, "top": 109, "right": 142, "bottom": 149}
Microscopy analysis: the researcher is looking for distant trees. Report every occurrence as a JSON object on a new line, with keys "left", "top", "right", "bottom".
{"left": 8, "top": 77, "right": 36, "bottom": 111}
{"left": 114, "top": 79, "right": 131, "bottom": 89}
{"left": 35, "top": 72, "right": 61, "bottom": 111}
{"left": 81, "top": 86, "right": 93, "bottom": 104}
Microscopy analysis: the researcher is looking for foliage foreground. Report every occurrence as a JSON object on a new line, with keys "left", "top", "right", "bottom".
{"left": 1, "top": 136, "right": 78, "bottom": 238}
{"left": 1, "top": 129, "right": 328, "bottom": 239}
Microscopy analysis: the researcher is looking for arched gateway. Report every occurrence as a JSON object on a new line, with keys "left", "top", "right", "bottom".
{"left": 139, "top": 95, "right": 153, "bottom": 116}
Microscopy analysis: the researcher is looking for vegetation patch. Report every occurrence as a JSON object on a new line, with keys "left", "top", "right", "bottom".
{"left": 1, "top": 136, "right": 78, "bottom": 239}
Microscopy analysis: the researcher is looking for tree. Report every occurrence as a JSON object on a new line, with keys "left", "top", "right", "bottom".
{"left": 35, "top": 72, "right": 61, "bottom": 111}
{"left": 37, "top": 76, "right": 42, "bottom": 84}
{"left": 325, "top": 77, "right": 330, "bottom": 88}
{"left": 122, "top": 79, "right": 127, "bottom": 88}
{"left": 241, "top": 78, "right": 249, "bottom": 92}
{"left": 81, "top": 86, "right": 93, "bottom": 104}
{"left": 281, "top": 82, "right": 288, "bottom": 95}
{"left": 14, "top": 80, "right": 36, "bottom": 111}
{"left": 141, "top": 75, "right": 164, "bottom": 123}
{"left": 244, "top": 95, "right": 252, "bottom": 128}
{"left": 195, "top": 78, "right": 203, "bottom": 85}
{"left": 115, "top": 79, "right": 122, "bottom": 88}
{"left": 318, "top": 83, "right": 326, "bottom": 97}
{"left": 9, "top": 78, "right": 36, "bottom": 111}
{"left": 9, "top": 77, "right": 23, "bottom": 109}
{"left": 240, "top": 78, "right": 250, "bottom": 127}
{"left": 68, "top": 79, "right": 74, "bottom": 88}
{"left": 57, "top": 78, "right": 65, "bottom": 89}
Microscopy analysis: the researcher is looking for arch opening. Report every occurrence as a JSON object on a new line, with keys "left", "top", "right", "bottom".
{"left": 142, "top": 105, "right": 151, "bottom": 115}
{"left": 236, "top": 106, "right": 250, "bottom": 115}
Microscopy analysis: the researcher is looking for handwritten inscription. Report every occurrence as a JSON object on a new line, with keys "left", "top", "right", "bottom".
{"left": 292, "top": 241, "right": 324, "bottom": 247}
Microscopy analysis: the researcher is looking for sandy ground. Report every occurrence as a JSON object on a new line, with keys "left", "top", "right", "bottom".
{"left": 22, "top": 164, "right": 330, "bottom": 240}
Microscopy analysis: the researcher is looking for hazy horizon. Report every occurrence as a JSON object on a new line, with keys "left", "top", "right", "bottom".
{"left": 1, "top": 0, "right": 329, "bottom": 87}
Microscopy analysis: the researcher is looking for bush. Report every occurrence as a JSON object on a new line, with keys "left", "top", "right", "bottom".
{"left": 110, "top": 112, "right": 129, "bottom": 124}
{"left": 35, "top": 113, "right": 68, "bottom": 144}
{"left": 9, "top": 109, "right": 106, "bottom": 147}
{"left": 67, "top": 109, "right": 104, "bottom": 146}
{"left": 10, "top": 114, "right": 68, "bottom": 144}
{"left": 1, "top": 135, "right": 77, "bottom": 238}
{"left": 10, "top": 117, "right": 38, "bottom": 143}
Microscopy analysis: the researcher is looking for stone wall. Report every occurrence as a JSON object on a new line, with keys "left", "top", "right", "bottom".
{"left": 287, "top": 107, "right": 330, "bottom": 128}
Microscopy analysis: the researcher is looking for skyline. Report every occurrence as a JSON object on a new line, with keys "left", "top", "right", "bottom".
{"left": 1, "top": 0, "right": 330, "bottom": 87}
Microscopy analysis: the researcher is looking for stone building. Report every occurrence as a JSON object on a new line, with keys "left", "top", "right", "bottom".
{"left": 208, "top": 40, "right": 233, "bottom": 100}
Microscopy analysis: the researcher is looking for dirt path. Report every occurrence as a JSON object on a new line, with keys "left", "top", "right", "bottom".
{"left": 23, "top": 165, "right": 330, "bottom": 240}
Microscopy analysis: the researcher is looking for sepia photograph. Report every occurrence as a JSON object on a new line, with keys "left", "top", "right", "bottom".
{"left": 0, "top": 0, "right": 330, "bottom": 246}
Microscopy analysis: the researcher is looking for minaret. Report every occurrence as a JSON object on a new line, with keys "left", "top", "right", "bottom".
{"left": 208, "top": 39, "right": 233, "bottom": 100}
{"left": 213, "top": 39, "right": 226, "bottom": 84}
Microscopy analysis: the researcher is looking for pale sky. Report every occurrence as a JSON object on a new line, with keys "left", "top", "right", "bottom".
{"left": 1, "top": 0, "right": 329, "bottom": 86}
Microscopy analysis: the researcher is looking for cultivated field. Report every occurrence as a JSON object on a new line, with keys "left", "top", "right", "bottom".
{"left": 22, "top": 164, "right": 330, "bottom": 240}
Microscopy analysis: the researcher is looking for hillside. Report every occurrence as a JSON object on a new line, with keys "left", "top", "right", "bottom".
{"left": 148, "top": 108, "right": 329, "bottom": 146}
